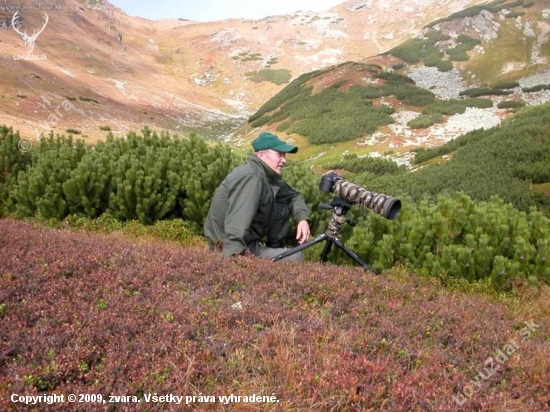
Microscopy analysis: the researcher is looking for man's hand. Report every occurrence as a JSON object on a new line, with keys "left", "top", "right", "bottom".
{"left": 296, "top": 220, "right": 310, "bottom": 245}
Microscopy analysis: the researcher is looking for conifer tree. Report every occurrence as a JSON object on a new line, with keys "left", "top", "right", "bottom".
{"left": 107, "top": 134, "right": 181, "bottom": 224}
{"left": 14, "top": 134, "right": 86, "bottom": 219}
{"left": 175, "top": 133, "right": 241, "bottom": 231}
{"left": 0, "top": 126, "right": 31, "bottom": 215}
{"left": 63, "top": 142, "right": 112, "bottom": 218}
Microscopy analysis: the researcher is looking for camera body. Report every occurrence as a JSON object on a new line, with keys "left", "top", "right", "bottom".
{"left": 319, "top": 171, "right": 343, "bottom": 193}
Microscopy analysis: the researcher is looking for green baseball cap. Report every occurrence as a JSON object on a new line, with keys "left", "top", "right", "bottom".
{"left": 251, "top": 132, "right": 298, "bottom": 154}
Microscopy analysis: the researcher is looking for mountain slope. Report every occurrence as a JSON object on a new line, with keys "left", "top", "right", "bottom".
{"left": 242, "top": 0, "right": 550, "bottom": 165}
{"left": 342, "top": 103, "right": 550, "bottom": 213}
{"left": 0, "top": 0, "right": 489, "bottom": 141}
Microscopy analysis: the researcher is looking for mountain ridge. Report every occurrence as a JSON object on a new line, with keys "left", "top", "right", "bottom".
{"left": 0, "top": 0, "right": 490, "bottom": 141}
{"left": 240, "top": 0, "right": 550, "bottom": 166}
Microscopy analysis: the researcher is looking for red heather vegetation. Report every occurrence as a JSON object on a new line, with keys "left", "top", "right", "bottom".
{"left": 1, "top": 219, "right": 549, "bottom": 411}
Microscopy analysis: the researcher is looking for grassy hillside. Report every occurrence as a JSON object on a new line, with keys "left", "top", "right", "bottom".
{"left": 243, "top": 58, "right": 537, "bottom": 164}
{"left": 1, "top": 219, "right": 549, "bottom": 411}
{"left": 358, "top": 103, "right": 550, "bottom": 214}
{"left": 247, "top": 63, "right": 468, "bottom": 146}
{"left": 243, "top": 0, "right": 550, "bottom": 165}
{"left": 426, "top": 0, "right": 548, "bottom": 84}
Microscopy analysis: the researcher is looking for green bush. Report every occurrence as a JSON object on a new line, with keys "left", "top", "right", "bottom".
{"left": 465, "top": 98, "right": 494, "bottom": 108}
{"left": 493, "top": 81, "right": 519, "bottom": 89}
{"left": 460, "top": 88, "right": 512, "bottom": 97}
{"left": 431, "top": 0, "right": 510, "bottom": 23}
{"left": 324, "top": 154, "right": 407, "bottom": 176}
{"left": 505, "top": 11, "right": 525, "bottom": 18}
{"left": 79, "top": 96, "right": 100, "bottom": 103}
{"left": 63, "top": 213, "right": 204, "bottom": 247}
{"left": 424, "top": 49, "right": 445, "bottom": 68}
{"left": 422, "top": 98, "right": 493, "bottom": 117}
{"left": 276, "top": 121, "right": 291, "bottom": 132}
{"left": 446, "top": 47, "right": 469, "bottom": 61}
{"left": 259, "top": 81, "right": 395, "bottom": 144}
{"left": 447, "top": 34, "right": 480, "bottom": 61}
{"left": 59, "top": 155, "right": 325, "bottom": 248}
{"left": 434, "top": 60, "right": 454, "bottom": 72}
{"left": 63, "top": 140, "right": 112, "bottom": 218}
{"left": 497, "top": 100, "right": 526, "bottom": 109}
{"left": 386, "top": 34, "right": 455, "bottom": 72}
{"left": 249, "top": 70, "right": 322, "bottom": 123}
{"left": 411, "top": 129, "right": 483, "bottom": 165}
{"left": 106, "top": 139, "right": 181, "bottom": 224}
{"left": 13, "top": 134, "right": 87, "bottom": 219}
{"left": 386, "top": 39, "right": 425, "bottom": 64}
{"left": 171, "top": 132, "right": 242, "bottom": 232}
{"left": 408, "top": 114, "right": 443, "bottom": 129}
{"left": 246, "top": 69, "right": 292, "bottom": 85}
{"left": 334, "top": 193, "right": 550, "bottom": 290}
{"left": 249, "top": 64, "right": 448, "bottom": 144}
{"left": 5, "top": 127, "right": 243, "bottom": 230}
{"left": 0, "top": 126, "right": 32, "bottom": 216}
{"left": 522, "top": 84, "right": 550, "bottom": 93}
{"left": 422, "top": 99, "right": 468, "bottom": 116}
{"left": 456, "top": 34, "right": 480, "bottom": 46}
{"left": 424, "top": 29, "right": 451, "bottom": 43}
{"left": 368, "top": 103, "right": 550, "bottom": 213}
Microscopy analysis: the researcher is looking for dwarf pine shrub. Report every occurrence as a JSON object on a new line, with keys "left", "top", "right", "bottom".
{"left": 334, "top": 193, "right": 550, "bottom": 290}
{"left": 13, "top": 134, "right": 87, "bottom": 219}
{"left": 7, "top": 127, "right": 243, "bottom": 228}
{"left": 0, "top": 126, "right": 32, "bottom": 216}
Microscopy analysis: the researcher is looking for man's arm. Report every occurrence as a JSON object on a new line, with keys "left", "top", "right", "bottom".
{"left": 223, "top": 175, "right": 262, "bottom": 257}
{"left": 290, "top": 194, "right": 309, "bottom": 223}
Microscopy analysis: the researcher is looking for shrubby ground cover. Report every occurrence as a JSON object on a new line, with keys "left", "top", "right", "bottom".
{"left": 2, "top": 116, "right": 550, "bottom": 292}
{"left": 1, "top": 219, "right": 549, "bottom": 411}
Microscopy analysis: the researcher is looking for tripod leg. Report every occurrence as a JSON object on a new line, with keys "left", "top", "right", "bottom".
{"left": 319, "top": 239, "right": 333, "bottom": 263}
{"left": 271, "top": 234, "right": 329, "bottom": 262}
{"left": 331, "top": 237, "right": 377, "bottom": 273}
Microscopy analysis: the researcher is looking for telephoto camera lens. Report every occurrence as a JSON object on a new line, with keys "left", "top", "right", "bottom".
{"left": 332, "top": 180, "right": 401, "bottom": 220}
{"left": 319, "top": 171, "right": 401, "bottom": 220}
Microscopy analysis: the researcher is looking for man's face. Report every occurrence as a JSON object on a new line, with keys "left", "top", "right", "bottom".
{"left": 257, "top": 149, "right": 287, "bottom": 175}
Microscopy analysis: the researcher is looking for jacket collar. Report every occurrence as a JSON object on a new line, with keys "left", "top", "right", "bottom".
{"left": 249, "top": 154, "right": 280, "bottom": 183}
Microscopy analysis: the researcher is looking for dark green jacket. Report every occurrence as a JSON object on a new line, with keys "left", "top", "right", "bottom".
{"left": 204, "top": 154, "right": 310, "bottom": 257}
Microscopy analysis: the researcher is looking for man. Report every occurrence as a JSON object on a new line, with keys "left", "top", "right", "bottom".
{"left": 204, "top": 132, "right": 310, "bottom": 262}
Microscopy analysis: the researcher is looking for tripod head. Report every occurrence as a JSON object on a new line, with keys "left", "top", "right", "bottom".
{"left": 272, "top": 195, "right": 376, "bottom": 272}
{"left": 318, "top": 197, "right": 356, "bottom": 238}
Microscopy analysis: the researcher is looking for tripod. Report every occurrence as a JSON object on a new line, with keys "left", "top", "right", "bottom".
{"left": 271, "top": 197, "right": 377, "bottom": 273}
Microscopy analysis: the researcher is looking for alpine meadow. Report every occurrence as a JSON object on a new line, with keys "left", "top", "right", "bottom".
{"left": 1, "top": 0, "right": 550, "bottom": 411}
